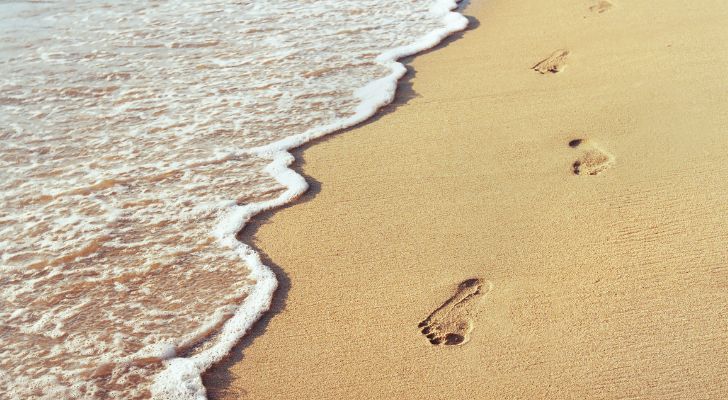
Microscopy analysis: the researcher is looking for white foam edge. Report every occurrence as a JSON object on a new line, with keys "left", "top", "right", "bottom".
{"left": 150, "top": 1, "right": 468, "bottom": 398}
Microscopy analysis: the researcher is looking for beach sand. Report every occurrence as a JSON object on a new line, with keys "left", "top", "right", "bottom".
{"left": 204, "top": 0, "right": 728, "bottom": 398}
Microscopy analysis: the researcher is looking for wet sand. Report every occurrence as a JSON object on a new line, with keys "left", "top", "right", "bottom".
{"left": 205, "top": 0, "right": 728, "bottom": 398}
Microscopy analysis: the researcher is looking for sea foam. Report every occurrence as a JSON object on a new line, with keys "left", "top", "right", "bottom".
{"left": 0, "top": 0, "right": 467, "bottom": 398}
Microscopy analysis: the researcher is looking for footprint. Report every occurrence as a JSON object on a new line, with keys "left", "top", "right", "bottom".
{"left": 532, "top": 50, "right": 569, "bottom": 74}
{"left": 418, "top": 278, "right": 491, "bottom": 346}
{"left": 589, "top": 0, "right": 613, "bottom": 13}
{"left": 569, "top": 138, "right": 614, "bottom": 175}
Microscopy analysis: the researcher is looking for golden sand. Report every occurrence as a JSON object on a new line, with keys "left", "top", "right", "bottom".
{"left": 204, "top": 0, "right": 728, "bottom": 397}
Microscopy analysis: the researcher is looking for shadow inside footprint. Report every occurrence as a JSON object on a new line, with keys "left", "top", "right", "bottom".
{"left": 532, "top": 49, "right": 569, "bottom": 74}
{"left": 569, "top": 138, "right": 615, "bottom": 175}
{"left": 418, "top": 278, "right": 490, "bottom": 346}
{"left": 589, "top": 0, "right": 613, "bottom": 14}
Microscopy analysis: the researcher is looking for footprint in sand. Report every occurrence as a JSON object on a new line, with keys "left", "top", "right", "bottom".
{"left": 589, "top": 0, "right": 613, "bottom": 14}
{"left": 569, "top": 138, "right": 614, "bottom": 175}
{"left": 418, "top": 278, "right": 491, "bottom": 346}
{"left": 532, "top": 50, "right": 569, "bottom": 74}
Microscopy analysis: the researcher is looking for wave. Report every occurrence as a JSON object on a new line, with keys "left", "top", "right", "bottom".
{"left": 150, "top": 1, "right": 468, "bottom": 398}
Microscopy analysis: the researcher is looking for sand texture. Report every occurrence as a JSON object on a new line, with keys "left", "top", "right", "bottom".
{"left": 204, "top": 0, "right": 728, "bottom": 398}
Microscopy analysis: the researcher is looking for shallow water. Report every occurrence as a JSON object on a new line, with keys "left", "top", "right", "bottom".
{"left": 0, "top": 0, "right": 465, "bottom": 398}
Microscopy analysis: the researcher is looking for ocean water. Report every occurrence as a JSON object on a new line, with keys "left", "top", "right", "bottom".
{"left": 0, "top": 1, "right": 467, "bottom": 398}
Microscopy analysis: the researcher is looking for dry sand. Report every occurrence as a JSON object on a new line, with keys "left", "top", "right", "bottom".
{"left": 204, "top": 0, "right": 728, "bottom": 398}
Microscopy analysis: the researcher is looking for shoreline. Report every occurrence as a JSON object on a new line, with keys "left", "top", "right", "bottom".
{"left": 205, "top": 0, "right": 728, "bottom": 398}
{"left": 155, "top": 1, "right": 470, "bottom": 397}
